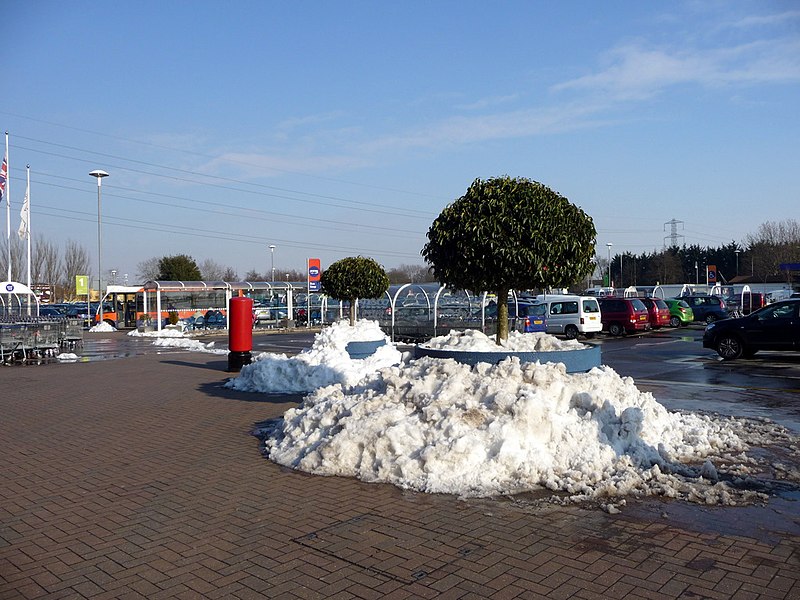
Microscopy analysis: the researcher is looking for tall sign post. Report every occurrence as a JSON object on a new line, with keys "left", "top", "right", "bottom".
{"left": 76, "top": 275, "right": 89, "bottom": 327}
{"left": 307, "top": 258, "right": 321, "bottom": 329}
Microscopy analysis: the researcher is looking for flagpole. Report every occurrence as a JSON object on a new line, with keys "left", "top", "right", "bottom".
{"left": 5, "top": 131, "right": 10, "bottom": 282}
{"left": 25, "top": 165, "right": 31, "bottom": 291}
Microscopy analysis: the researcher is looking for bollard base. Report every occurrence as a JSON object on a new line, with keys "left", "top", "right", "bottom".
{"left": 227, "top": 351, "right": 252, "bottom": 372}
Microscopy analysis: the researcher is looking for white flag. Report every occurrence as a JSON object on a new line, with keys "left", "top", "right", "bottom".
{"left": 18, "top": 178, "right": 29, "bottom": 239}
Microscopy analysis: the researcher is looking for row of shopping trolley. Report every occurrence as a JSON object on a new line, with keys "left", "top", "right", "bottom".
{"left": 0, "top": 317, "right": 84, "bottom": 363}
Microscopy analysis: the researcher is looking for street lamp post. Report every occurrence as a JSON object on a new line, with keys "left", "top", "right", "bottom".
{"left": 90, "top": 170, "right": 109, "bottom": 325}
{"left": 606, "top": 243, "right": 613, "bottom": 288}
{"left": 269, "top": 244, "right": 276, "bottom": 281}
{"left": 735, "top": 249, "right": 740, "bottom": 276}
{"left": 695, "top": 261, "right": 699, "bottom": 286}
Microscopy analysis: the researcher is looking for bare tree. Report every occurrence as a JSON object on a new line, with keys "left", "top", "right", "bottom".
{"left": 136, "top": 257, "right": 161, "bottom": 282}
{"left": 744, "top": 219, "right": 800, "bottom": 282}
{"left": 222, "top": 266, "right": 238, "bottom": 280}
{"left": 199, "top": 258, "right": 226, "bottom": 280}
{"left": 244, "top": 269, "right": 263, "bottom": 280}
{"left": 35, "top": 237, "right": 61, "bottom": 296}
{"left": 0, "top": 236, "right": 25, "bottom": 281}
{"left": 387, "top": 263, "right": 435, "bottom": 284}
{"left": 62, "top": 239, "right": 91, "bottom": 300}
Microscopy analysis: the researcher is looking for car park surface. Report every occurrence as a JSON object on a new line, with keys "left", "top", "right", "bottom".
{"left": 702, "top": 298, "right": 800, "bottom": 360}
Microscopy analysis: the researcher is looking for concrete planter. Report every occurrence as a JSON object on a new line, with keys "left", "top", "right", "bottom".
{"left": 345, "top": 339, "right": 386, "bottom": 359}
{"left": 413, "top": 344, "right": 601, "bottom": 373}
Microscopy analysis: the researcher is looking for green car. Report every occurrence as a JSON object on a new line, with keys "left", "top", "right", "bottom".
{"left": 664, "top": 298, "right": 694, "bottom": 327}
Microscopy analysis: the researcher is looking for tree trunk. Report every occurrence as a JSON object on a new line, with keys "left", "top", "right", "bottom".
{"left": 349, "top": 297, "right": 356, "bottom": 326}
{"left": 496, "top": 288, "right": 509, "bottom": 344}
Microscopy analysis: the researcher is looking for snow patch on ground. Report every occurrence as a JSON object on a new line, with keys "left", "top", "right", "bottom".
{"left": 225, "top": 319, "right": 402, "bottom": 393}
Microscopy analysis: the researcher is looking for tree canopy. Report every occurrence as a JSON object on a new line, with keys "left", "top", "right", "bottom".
{"left": 157, "top": 254, "right": 202, "bottom": 281}
{"left": 422, "top": 176, "right": 596, "bottom": 342}
{"left": 321, "top": 256, "right": 390, "bottom": 326}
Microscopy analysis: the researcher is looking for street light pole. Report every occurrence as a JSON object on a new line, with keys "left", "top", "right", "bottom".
{"left": 606, "top": 243, "right": 613, "bottom": 288}
{"left": 735, "top": 249, "right": 740, "bottom": 277}
{"left": 90, "top": 170, "right": 109, "bottom": 325}
{"left": 269, "top": 244, "right": 276, "bottom": 281}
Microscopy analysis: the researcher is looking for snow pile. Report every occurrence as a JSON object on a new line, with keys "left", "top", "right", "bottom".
{"left": 226, "top": 319, "right": 402, "bottom": 393}
{"left": 89, "top": 321, "right": 116, "bottom": 332}
{"left": 263, "top": 356, "right": 781, "bottom": 505}
{"left": 127, "top": 328, "right": 186, "bottom": 338}
{"left": 57, "top": 353, "right": 80, "bottom": 361}
{"left": 151, "top": 336, "right": 227, "bottom": 354}
{"left": 423, "top": 329, "right": 585, "bottom": 352}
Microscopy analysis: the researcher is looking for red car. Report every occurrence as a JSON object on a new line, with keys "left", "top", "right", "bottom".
{"left": 598, "top": 297, "right": 651, "bottom": 336}
{"left": 640, "top": 297, "right": 671, "bottom": 328}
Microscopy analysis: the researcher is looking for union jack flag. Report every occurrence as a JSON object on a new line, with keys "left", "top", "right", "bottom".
{"left": 0, "top": 153, "right": 7, "bottom": 202}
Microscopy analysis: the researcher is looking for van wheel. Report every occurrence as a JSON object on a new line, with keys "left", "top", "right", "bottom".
{"left": 705, "top": 314, "right": 717, "bottom": 324}
{"left": 608, "top": 323, "right": 624, "bottom": 336}
{"left": 564, "top": 325, "right": 579, "bottom": 340}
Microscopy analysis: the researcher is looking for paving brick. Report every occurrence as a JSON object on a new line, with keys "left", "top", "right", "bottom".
{"left": 1, "top": 345, "right": 798, "bottom": 599}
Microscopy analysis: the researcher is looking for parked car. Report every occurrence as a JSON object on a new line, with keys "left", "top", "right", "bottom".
{"left": 597, "top": 297, "right": 650, "bottom": 336}
{"left": 678, "top": 295, "right": 729, "bottom": 324}
{"left": 519, "top": 303, "right": 548, "bottom": 333}
{"left": 664, "top": 299, "right": 694, "bottom": 328}
{"left": 725, "top": 292, "right": 767, "bottom": 315}
{"left": 640, "top": 297, "right": 671, "bottom": 329}
{"left": 38, "top": 306, "right": 66, "bottom": 318}
{"left": 531, "top": 295, "right": 602, "bottom": 339}
{"left": 702, "top": 299, "right": 800, "bottom": 359}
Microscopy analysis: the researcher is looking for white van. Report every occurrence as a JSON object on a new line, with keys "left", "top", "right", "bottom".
{"left": 532, "top": 294, "right": 602, "bottom": 339}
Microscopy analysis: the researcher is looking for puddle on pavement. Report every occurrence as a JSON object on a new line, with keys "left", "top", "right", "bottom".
{"left": 623, "top": 494, "right": 800, "bottom": 545}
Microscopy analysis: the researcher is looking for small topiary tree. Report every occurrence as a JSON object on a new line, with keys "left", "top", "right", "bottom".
{"left": 321, "top": 256, "right": 390, "bottom": 326}
{"left": 422, "top": 176, "right": 596, "bottom": 344}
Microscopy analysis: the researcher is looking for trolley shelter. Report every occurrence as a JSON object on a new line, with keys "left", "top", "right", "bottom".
{"left": 141, "top": 280, "right": 315, "bottom": 332}
{"left": 0, "top": 281, "right": 41, "bottom": 317}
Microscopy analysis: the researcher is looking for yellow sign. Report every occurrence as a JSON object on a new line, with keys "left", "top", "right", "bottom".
{"left": 75, "top": 275, "right": 88, "bottom": 296}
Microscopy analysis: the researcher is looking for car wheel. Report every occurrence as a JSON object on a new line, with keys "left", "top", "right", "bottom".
{"left": 705, "top": 314, "right": 717, "bottom": 324}
{"left": 608, "top": 323, "right": 624, "bottom": 336}
{"left": 669, "top": 316, "right": 680, "bottom": 328}
{"left": 564, "top": 325, "right": 579, "bottom": 340}
{"left": 717, "top": 335, "right": 743, "bottom": 360}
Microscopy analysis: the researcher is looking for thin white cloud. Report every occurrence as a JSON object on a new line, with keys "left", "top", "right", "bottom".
{"left": 202, "top": 151, "right": 370, "bottom": 178}
{"left": 729, "top": 10, "right": 800, "bottom": 29}
{"left": 455, "top": 94, "right": 521, "bottom": 111}
{"left": 552, "top": 38, "right": 800, "bottom": 100}
{"left": 276, "top": 111, "right": 348, "bottom": 131}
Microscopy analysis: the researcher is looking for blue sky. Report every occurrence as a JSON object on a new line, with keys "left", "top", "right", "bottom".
{"left": 3, "top": 1, "right": 799, "bottom": 283}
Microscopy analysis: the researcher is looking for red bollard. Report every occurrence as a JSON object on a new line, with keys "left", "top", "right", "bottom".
{"left": 228, "top": 296, "right": 254, "bottom": 372}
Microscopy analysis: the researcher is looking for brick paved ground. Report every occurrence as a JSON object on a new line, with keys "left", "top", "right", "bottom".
{"left": 1, "top": 348, "right": 798, "bottom": 599}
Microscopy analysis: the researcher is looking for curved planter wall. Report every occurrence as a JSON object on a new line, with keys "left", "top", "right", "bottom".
{"left": 345, "top": 339, "right": 387, "bottom": 359}
{"left": 413, "top": 344, "right": 601, "bottom": 373}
